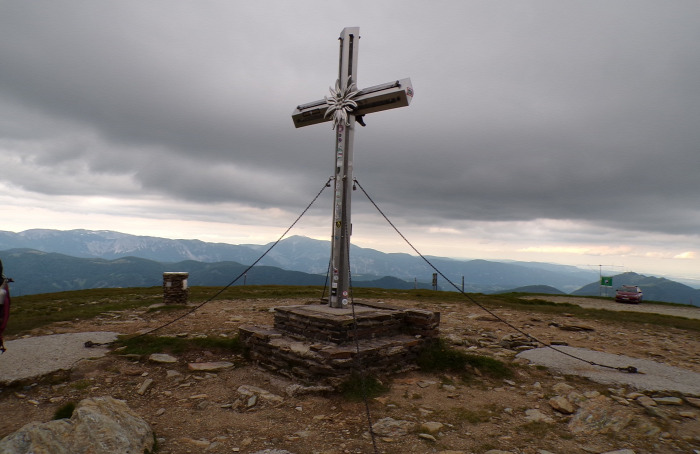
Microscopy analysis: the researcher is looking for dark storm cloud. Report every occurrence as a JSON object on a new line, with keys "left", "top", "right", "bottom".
{"left": 1, "top": 1, "right": 699, "bottom": 242}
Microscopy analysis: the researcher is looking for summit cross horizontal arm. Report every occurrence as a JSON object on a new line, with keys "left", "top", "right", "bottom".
{"left": 292, "top": 78, "right": 414, "bottom": 128}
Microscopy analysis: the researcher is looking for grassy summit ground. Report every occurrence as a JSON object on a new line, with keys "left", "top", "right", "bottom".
{"left": 2, "top": 286, "right": 699, "bottom": 453}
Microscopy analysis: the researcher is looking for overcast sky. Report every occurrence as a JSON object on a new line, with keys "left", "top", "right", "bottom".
{"left": 1, "top": 1, "right": 699, "bottom": 282}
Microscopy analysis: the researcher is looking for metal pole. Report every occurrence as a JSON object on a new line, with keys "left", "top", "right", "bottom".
{"left": 329, "top": 28, "right": 359, "bottom": 308}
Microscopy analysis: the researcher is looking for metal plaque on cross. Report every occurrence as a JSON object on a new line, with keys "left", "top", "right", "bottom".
{"left": 292, "top": 27, "right": 413, "bottom": 308}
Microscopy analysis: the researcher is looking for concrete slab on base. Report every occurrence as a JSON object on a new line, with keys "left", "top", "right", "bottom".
{"left": 0, "top": 332, "right": 119, "bottom": 385}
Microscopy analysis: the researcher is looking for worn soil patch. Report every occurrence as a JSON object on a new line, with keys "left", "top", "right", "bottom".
{"left": 1, "top": 296, "right": 699, "bottom": 454}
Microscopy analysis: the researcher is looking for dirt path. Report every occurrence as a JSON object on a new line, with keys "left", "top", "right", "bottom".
{"left": 520, "top": 295, "right": 700, "bottom": 320}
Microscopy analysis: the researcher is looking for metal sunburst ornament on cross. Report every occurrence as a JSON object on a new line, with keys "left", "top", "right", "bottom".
{"left": 324, "top": 78, "right": 360, "bottom": 129}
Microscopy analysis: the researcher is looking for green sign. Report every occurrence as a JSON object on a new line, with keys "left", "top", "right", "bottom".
{"left": 600, "top": 276, "right": 613, "bottom": 287}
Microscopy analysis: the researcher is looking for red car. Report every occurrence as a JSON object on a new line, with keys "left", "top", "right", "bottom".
{"left": 615, "top": 285, "right": 643, "bottom": 304}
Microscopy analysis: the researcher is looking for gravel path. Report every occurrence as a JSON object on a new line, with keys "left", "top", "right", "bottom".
{"left": 517, "top": 345, "right": 700, "bottom": 396}
{"left": 0, "top": 332, "right": 119, "bottom": 385}
{"left": 520, "top": 295, "right": 700, "bottom": 320}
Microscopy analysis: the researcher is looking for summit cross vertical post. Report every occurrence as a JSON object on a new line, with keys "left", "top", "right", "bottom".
{"left": 292, "top": 27, "right": 413, "bottom": 308}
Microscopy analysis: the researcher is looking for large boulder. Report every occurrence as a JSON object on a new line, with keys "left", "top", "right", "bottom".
{"left": 0, "top": 396, "right": 154, "bottom": 454}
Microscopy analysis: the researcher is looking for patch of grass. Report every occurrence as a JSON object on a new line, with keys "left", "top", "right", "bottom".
{"left": 491, "top": 293, "right": 700, "bottom": 332}
{"left": 145, "top": 304, "right": 190, "bottom": 314}
{"left": 339, "top": 374, "right": 389, "bottom": 401}
{"left": 7, "top": 287, "right": 164, "bottom": 335}
{"left": 70, "top": 379, "right": 92, "bottom": 390}
{"left": 417, "top": 339, "right": 470, "bottom": 372}
{"left": 464, "top": 354, "right": 513, "bottom": 379}
{"left": 417, "top": 338, "right": 513, "bottom": 379}
{"left": 7, "top": 286, "right": 699, "bottom": 338}
{"left": 52, "top": 402, "right": 76, "bottom": 420}
{"left": 114, "top": 334, "right": 244, "bottom": 356}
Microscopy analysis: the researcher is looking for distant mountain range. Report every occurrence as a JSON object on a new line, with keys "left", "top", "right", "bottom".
{"left": 0, "top": 249, "right": 430, "bottom": 296}
{"left": 0, "top": 229, "right": 698, "bottom": 306}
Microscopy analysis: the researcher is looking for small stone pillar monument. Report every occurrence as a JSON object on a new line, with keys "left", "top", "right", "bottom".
{"left": 163, "top": 272, "right": 189, "bottom": 304}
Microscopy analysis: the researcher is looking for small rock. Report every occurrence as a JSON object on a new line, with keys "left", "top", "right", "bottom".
{"left": 155, "top": 408, "right": 166, "bottom": 416}
{"left": 121, "top": 367, "right": 143, "bottom": 376}
{"left": 636, "top": 395, "right": 657, "bottom": 407}
{"left": 549, "top": 396, "right": 575, "bottom": 414}
{"left": 653, "top": 396, "right": 683, "bottom": 406}
{"left": 180, "top": 437, "right": 210, "bottom": 448}
{"left": 679, "top": 411, "right": 697, "bottom": 419}
{"left": 187, "top": 361, "right": 234, "bottom": 372}
{"left": 189, "top": 394, "right": 208, "bottom": 399}
{"left": 610, "top": 395, "right": 630, "bottom": 405}
{"left": 418, "top": 433, "right": 437, "bottom": 442}
{"left": 137, "top": 378, "right": 154, "bottom": 396}
{"left": 685, "top": 396, "right": 700, "bottom": 408}
{"left": 524, "top": 409, "right": 554, "bottom": 423}
{"left": 247, "top": 395, "right": 258, "bottom": 408}
{"left": 205, "top": 441, "right": 222, "bottom": 451}
{"left": 420, "top": 421, "right": 444, "bottom": 434}
{"left": 149, "top": 353, "right": 178, "bottom": 364}
{"left": 237, "top": 385, "right": 284, "bottom": 403}
{"left": 165, "top": 370, "right": 183, "bottom": 379}
{"left": 569, "top": 396, "right": 635, "bottom": 434}
{"left": 372, "top": 417, "right": 416, "bottom": 437}
{"left": 445, "top": 334, "right": 464, "bottom": 345}
{"left": 552, "top": 383, "right": 574, "bottom": 394}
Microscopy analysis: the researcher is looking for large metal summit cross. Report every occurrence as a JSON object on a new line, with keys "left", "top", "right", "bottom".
{"left": 292, "top": 27, "right": 413, "bottom": 308}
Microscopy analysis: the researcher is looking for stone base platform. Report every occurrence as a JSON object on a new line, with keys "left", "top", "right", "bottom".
{"left": 239, "top": 301, "right": 440, "bottom": 386}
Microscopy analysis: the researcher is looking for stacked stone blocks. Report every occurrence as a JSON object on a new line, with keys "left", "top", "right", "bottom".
{"left": 239, "top": 301, "right": 440, "bottom": 386}
{"left": 162, "top": 272, "right": 189, "bottom": 305}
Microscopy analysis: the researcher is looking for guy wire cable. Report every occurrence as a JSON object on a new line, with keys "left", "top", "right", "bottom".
{"left": 106, "top": 176, "right": 333, "bottom": 342}
{"left": 353, "top": 177, "right": 640, "bottom": 375}
{"left": 345, "top": 222, "right": 380, "bottom": 454}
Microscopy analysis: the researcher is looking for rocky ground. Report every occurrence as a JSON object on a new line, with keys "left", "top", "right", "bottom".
{"left": 1, "top": 296, "right": 699, "bottom": 454}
